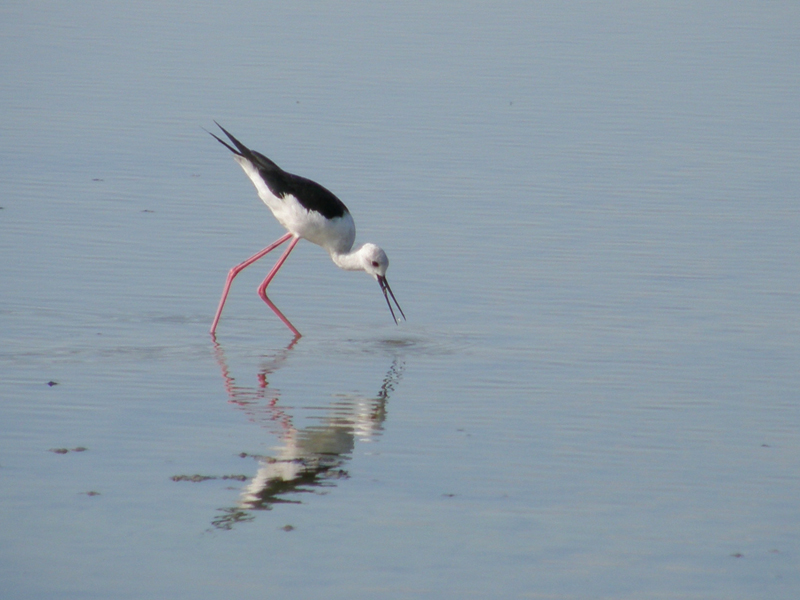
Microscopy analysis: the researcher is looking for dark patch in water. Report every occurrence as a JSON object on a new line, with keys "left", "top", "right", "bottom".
{"left": 171, "top": 474, "right": 248, "bottom": 482}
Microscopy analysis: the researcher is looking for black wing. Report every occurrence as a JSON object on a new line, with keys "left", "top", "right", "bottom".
{"left": 209, "top": 122, "right": 349, "bottom": 220}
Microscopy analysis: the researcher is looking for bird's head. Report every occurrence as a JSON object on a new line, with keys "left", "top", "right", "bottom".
{"left": 359, "top": 243, "right": 390, "bottom": 279}
{"left": 357, "top": 243, "right": 405, "bottom": 324}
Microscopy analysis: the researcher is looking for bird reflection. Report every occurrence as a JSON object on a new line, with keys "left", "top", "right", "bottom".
{"left": 210, "top": 337, "right": 403, "bottom": 530}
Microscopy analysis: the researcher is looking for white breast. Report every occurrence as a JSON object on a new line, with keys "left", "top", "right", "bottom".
{"left": 234, "top": 155, "right": 356, "bottom": 255}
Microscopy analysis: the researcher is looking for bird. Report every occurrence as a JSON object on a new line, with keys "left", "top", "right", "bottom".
{"left": 207, "top": 123, "right": 404, "bottom": 336}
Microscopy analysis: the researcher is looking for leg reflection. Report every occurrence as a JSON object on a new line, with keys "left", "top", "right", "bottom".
{"left": 209, "top": 338, "right": 404, "bottom": 529}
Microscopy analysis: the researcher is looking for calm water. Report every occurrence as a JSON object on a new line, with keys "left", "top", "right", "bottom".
{"left": 2, "top": 2, "right": 799, "bottom": 598}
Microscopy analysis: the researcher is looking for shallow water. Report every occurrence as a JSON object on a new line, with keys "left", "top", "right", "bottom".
{"left": 2, "top": 2, "right": 799, "bottom": 598}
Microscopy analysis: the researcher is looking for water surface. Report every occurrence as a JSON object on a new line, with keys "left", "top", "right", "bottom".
{"left": 1, "top": 2, "right": 799, "bottom": 598}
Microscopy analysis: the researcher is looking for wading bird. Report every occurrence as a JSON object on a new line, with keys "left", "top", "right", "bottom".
{"left": 208, "top": 123, "right": 404, "bottom": 336}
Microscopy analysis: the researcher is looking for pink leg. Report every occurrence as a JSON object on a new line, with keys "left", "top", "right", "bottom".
{"left": 256, "top": 236, "right": 302, "bottom": 336}
{"left": 210, "top": 232, "right": 294, "bottom": 334}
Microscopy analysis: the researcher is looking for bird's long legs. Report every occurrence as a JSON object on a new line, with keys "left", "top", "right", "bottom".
{"left": 210, "top": 232, "right": 301, "bottom": 335}
{"left": 256, "top": 236, "right": 301, "bottom": 336}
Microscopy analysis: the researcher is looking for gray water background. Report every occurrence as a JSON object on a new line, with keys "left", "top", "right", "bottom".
{"left": 1, "top": 2, "right": 799, "bottom": 598}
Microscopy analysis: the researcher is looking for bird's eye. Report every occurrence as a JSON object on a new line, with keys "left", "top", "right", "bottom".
{"left": 371, "top": 261, "right": 380, "bottom": 268}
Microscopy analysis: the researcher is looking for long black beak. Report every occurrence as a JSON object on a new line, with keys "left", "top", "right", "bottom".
{"left": 378, "top": 275, "right": 406, "bottom": 324}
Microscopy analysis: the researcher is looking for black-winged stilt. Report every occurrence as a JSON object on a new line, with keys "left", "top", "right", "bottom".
{"left": 207, "top": 123, "right": 404, "bottom": 336}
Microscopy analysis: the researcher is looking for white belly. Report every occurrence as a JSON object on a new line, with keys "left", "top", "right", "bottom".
{"left": 235, "top": 154, "right": 357, "bottom": 255}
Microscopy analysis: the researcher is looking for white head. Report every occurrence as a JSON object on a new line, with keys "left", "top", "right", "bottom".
{"left": 356, "top": 243, "right": 405, "bottom": 324}
{"left": 358, "top": 243, "right": 389, "bottom": 278}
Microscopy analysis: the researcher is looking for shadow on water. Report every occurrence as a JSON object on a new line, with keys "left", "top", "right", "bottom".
{"left": 206, "top": 336, "right": 404, "bottom": 530}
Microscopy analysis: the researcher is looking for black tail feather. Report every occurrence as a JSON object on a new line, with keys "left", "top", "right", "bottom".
{"left": 205, "top": 128, "right": 240, "bottom": 155}
{"left": 206, "top": 122, "right": 282, "bottom": 172}
{"left": 212, "top": 121, "right": 252, "bottom": 156}
{"left": 201, "top": 121, "right": 243, "bottom": 155}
